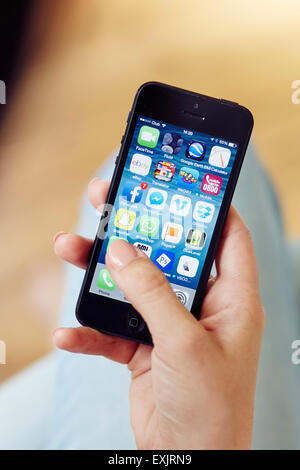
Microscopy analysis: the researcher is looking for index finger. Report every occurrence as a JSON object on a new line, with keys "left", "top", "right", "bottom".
{"left": 215, "top": 206, "right": 259, "bottom": 287}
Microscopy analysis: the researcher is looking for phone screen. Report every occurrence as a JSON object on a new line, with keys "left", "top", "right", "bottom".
{"left": 89, "top": 115, "right": 239, "bottom": 310}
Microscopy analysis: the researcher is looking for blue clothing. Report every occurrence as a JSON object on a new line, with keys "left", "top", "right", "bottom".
{"left": 0, "top": 145, "right": 299, "bottom": 449}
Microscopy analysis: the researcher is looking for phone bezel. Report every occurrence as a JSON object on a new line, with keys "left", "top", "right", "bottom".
{"left": 76, "top": 82, "right": 254, "bottom": 345}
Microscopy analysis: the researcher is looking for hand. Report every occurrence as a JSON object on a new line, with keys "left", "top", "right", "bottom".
{"left": 53, "top": 178, "right": 265, "bottom": 450}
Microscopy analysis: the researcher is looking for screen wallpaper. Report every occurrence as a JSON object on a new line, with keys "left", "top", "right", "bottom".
{"left": 90, "top": 115, "right": 239, "bottom": 311}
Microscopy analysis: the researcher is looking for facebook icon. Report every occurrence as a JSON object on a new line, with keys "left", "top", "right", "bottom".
{"left": 121, "top": 181, "right": 143, "bottom": 203}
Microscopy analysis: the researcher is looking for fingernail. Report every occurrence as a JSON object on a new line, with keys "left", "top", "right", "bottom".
{"left": 52, "top": 328, "right": 65, "bottom": 347}
{"left": 107, "top": 240, "right": 139, "bottom": 271}
{"left": 88, "top": 177, "right": 101, "bottom": 186}
{"left": 53, "top": 231, "right": 68, "bottom": 243}
{"left": 51, "top": 328, "right": 59, "bottom": 343}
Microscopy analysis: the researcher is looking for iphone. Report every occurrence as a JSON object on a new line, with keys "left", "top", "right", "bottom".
{"left": 76, "top": 82, "right": 253, "bottom": 345}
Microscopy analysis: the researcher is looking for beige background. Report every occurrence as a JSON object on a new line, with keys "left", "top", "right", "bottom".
{"left": 0, "top": 0, "right": 300, "bottom": 383}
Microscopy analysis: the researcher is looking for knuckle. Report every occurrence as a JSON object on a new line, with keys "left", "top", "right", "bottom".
{"left": 243, "top": 224, "right": 252, "bottom": 239}
{"left": 244, "top": 299, "right": 265, "bottom": 333}
{"left": 238, "top": 223, "right": 253, "bottom": 247}
{"left": 254, "top": 305, "right": 265, "bottom": 332}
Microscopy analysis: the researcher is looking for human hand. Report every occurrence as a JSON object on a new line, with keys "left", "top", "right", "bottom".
{"left": 53, "top": 178, "right": 264, "bottom": 450}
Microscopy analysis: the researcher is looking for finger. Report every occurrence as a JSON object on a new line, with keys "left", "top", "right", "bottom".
{"left": 201, "top": 206, "right": 264, "bottom": 339}
{"left": 206, "top": 274, "right": 216, "bottom": 293}
{"left": 53, "top": 326, "right": 138, "bottom": 364}
{"left": 53, "top": 232, "right": 93, "bottom": 269}
{"left": 88, "top": 178, "right": 110, "bottom": 212}
{"left": 53, "top": 178, "right": 109, "bottom": 267}
{"left": 215, "top": 206, "right": 258, "bottom": 286}
{"left": 106, "top": 240, "right": 205, "bottom": 346}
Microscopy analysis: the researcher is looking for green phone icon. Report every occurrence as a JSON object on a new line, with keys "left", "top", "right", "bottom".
{"left": 137, "top": 126, "right": 160, "bottom": 148}
{"left": 97, "top": 269, "right": 116, "bottom": 291}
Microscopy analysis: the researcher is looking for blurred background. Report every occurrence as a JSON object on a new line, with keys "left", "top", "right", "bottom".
{"left": 0, "top": 0, "right": 299, "bottom": 383}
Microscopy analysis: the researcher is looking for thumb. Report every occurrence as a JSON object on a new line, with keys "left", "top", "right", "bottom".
{"left": 106, "top": 240, "right": 202, "bottom": 345}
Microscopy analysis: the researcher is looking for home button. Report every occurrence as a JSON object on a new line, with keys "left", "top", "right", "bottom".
{"left": 128, "top": 316, "right": 139, "bottom": 328}
{"left": 126, "top": 312, "right": 144, "bottom": 332}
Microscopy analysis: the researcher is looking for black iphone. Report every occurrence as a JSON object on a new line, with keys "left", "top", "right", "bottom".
{"left": 76, "top": 82, "right": 253, "bottom": 345}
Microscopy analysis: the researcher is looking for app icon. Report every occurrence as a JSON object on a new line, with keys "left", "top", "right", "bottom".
{"left": 186, "top": 229, "right": 206, "bottom": 250}
{"left": 186, "top": 141, "right": 206, "bottom": 160}
{"left": 201, "top": 174, "right": 222, "bottom": 195}
{"left": 154, "top": 249, "right": 175, "bottom": 272}
{"left": 153, "top": 160, "right": 176, "bottom": 182}
{"left": 137, "top": 126, "right": 160, "bottom": 148}
{"left": 145, "top": 188, "right": 168, "bottom": 210}
{"left": 169, "top": 194, "right": 191, "bottom": 216}
{"left": 107, "top": 236, "right": 126, "bottom": 251}
{"left": 133, "top": 242, "right": 152, "bottom": 257}
{"left": 138, "top": 215, "right": 159, "bottom": 237}
{"left": 177, "top": 167, "right": 199, "bottom": 189}
{"left": 114, "top": 209, "right": 136, "bottom": 231}
{"left": 193, "top": 201, "right": 215, "bottom": 223}
{"left": 130, "top": 153, "right": 152, "bottom": 176}
{"left": 208, "top": 146, "right": 231, "bottom": 168}
{"left": 161, "top": 132, "right": 183, "bottom": 155}
{"left": 172, "top": 288, "right": 189, "bottom": 306}
{"left": 161, "top": 222, "right": 183, "bottom": 244}
{"left": 177, "top": 255, "right": 199, "bottom": 277}
{"left": 97, "top": 268, "right": 116, "bottom": 291}
{"left": 122, "top": 181, "right": 144, "bottom": 203}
